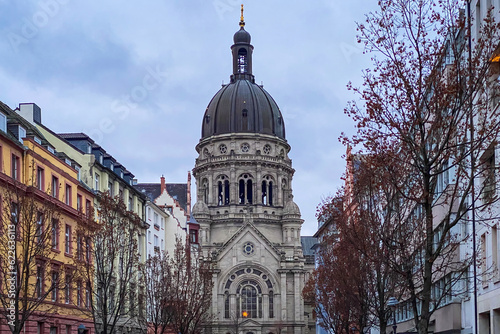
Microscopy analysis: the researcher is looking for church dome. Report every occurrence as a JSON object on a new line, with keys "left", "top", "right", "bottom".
{"left": 200, "top": 11, "right": 286, "bottom": 140}
{"left": 201, "top": 80, "right": 285, "bottom": 139}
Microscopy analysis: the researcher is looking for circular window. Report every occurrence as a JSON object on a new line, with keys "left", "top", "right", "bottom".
{"left": 241, "top": 143, "right": 250, "bottom": 152}
{"left": 243, "top": 242, "right": 255, "bottom": 256}
{"left": 219, "top": 144, "right": 227, "bottom": 154}
{"left": 263, "top": 144, "right": 271, "bottom": 155}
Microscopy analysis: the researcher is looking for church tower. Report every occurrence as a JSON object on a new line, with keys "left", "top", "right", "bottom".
{"left": 192, "top": 7, "right": 313, "bottom": 334}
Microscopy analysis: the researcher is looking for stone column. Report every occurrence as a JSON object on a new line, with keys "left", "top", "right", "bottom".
{"left": 294, "top": 271, "right": 300, "bottom": 321}
{"left": 280, "top": 271, "right": 287, "bottom": 321}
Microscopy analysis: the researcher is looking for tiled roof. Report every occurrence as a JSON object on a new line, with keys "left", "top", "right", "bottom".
{"left": 134, "top": 183, "right": 189, "bottom": 212}
{"left": 300, "top": 236, "right": 318, "bottom": 256}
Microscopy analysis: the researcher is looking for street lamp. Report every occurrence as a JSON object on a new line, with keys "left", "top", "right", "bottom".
{"left": 387, "top": 297, "right": 399, "bottom": 334}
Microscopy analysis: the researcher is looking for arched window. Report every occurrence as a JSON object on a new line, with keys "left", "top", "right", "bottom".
{"left": 239, "top": 174, "right": 253, "bottom": 204}
{"left": 261, "top": 176, "right": 274, "bottom": 206}
{"left": 237, "top": 48, "right": 247, "bottom": 74}
{"left": 269, "top": 290, "right": 274, "bottom": 318}
{"left": 237, "top": 280, "right": 262, "bottom": 318}
{"left": 217, "top": 176, "right": 230, "bottom": 206}
{"left": 224, "top": 291, "right": 230, "bottom": 319}
{"left": 202, "top": 178, "right": 209, "bottom": 204}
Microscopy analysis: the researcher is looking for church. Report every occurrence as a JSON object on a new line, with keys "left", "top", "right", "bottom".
{"left": 191, "top": 7, "right": 316, "bottom": 334}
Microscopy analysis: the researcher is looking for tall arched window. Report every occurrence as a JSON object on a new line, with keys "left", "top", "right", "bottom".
{"left": 239, "top": 174, "right": 253, "bottom": 204}
{"left": 224, "top": 291, "right": 230, "bottom": 319}
{"left": 237, "top": 48, "right": 248, "bottom": 74}
{"left": 202, "top": 178, "right": 209, "bottom": 204}
{"left": 237, "top": 280, "right": 262, "bottom": 318}
{"left": 261, "top": 176, "right": 274, "bottom": 206}
{"left": 217, "top": 176, "right": 230, "bottom": 205}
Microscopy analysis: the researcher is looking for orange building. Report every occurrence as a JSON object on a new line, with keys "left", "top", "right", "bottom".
{"left": 0, "top": 102, "right": 95, "bottom": 334}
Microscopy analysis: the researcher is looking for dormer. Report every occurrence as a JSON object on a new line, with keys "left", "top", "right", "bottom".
{"left": 103, "top": 154, "right": 116, "bottom": 170}
{"left": 8, "top": 123, "right": 26, "bottom": 144}
{"left": 113, "top": 163, "right": 124, "bottom": 179}
{"left": 123, "top": 171, "right": 135, "bottom": 185}
{"left": 91, "top": 146, "right": 105, "bottom": 165}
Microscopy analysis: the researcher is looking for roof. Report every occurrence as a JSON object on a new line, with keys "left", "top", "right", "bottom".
{"left": 301, "top": 236, "right": 318, "bottom": 257}
{"left": 134, "top": 183, "right": 189, "bottom": 213}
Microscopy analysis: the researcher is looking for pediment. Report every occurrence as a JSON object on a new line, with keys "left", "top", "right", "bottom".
{"left": 213, "top": 222, "right": 282, "bottom": 262}
{"left": 240, "top": 318, "right": 261, "bottom": 327}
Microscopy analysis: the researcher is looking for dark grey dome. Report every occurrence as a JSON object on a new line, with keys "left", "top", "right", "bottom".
{"left": 201, "top": 80, "right": 285, "bottom": 140}
{"left": 234, "top": 27, "right": 251, "bottom": 44}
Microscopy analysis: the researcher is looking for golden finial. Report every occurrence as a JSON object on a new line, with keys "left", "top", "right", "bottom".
{"left": 239, "top": 4, "right": 245, "bottom": 27}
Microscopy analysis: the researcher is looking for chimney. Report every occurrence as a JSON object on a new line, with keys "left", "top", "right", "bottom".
{"left": 160, "top": 175, "right": 166, "bottom": 193}
{"left": 18, "top": 103, "right": 42, "bottom": 125}
{"left": 187, "top": 172, "right": 191, "bottom": 218}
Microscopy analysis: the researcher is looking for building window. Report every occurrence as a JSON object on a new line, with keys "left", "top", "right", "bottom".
{"left": 239, "top": 174, "right": 253, "bottom": 204}
{"left": 190, "top": 229, "right": 198, "bottom": 244}
{"left": 77, "top": 280, "right": 82, "bottom": 307}
{"left": 481, "top": 233, "right": 487, "bottom": 285}
{"left": 37, "top": 167, "right": 44, "bottom": 190}
{"left": 49, "top": 327, "right": 57, "bottom": 334}
{"left": 237, "top": 48, "right": 247, "bottom": 74}
{"left": 0, "top": 112, "right": 6, "bottom": 132}
{"left": 237, "top": 280, "right": 262, "bottom": 318}
{"left": 11, "top": 154, "right": 20, "bottom": 181}
{"left": 493, "top": 225, "right": 499, "bottom": 279}
{"left": 77, "top": 194, "right": 82, "bottom": 212}
{"left": 217, "top": 175, "right": 230, "bottom": 205}
{"left": 224, "top": 291, "right": 230, "bottom": 318}
{"left": 77, "top": 234, "right": 83, "bottom": 261}
{"left": 65, "top": 274, "right": 71, "bottom": 304}
{"left": 37, "top": 322, "right": 44, "bottom": 334}
{"left": 269, "top": 290, "right": 274, "bottom": 318}
{"left": 161, "top": 217, "right": 164, "bottom": 229}
{"left": 36, "top": 265, "right": 44, "bottom": 298}
{"left": 65, "top": 225, "right": 71, "bottom": 254}
{"left": 65, "top": 184, "right": 72, "bottom": 206}
{"left": 85, "top": 237, "right": 91, "bottom": 263}
{"left": 261, "top": 176, "right": 273, "bottom": 206}
{"left": 11, "top": 202, "right": 18, "bottom": 225}
{"left": 482, "top": 147, "right": 496, "bottom": 202}
{"left": 18, "top": 126, "right": 26, "bottom": 143}
{"left": 154, "top": 212, "right": 159, "bottom": 228}
{"left": 36, "top": 213, "right": 44, "bottom": 244}
{"left": 95, "top": 173, "right": 100, "bottom": 190}
{"left": 65, "top": 326, "right": 71, "bottom": 334}
{"left": 85, "top": 283, "right": 91, "bottom": 309}
{"left": 128, "top": 196, "right": 133, "bottom": 211}
{"left": 51, "top": 219, "right": 59, "bottom": 250}
{"left": 154, "top": 235, "right": 159, "bottom": 253}
{"left": 51, "top": 176, "right": 58, "bottom": 198}
{"left": 85, "top": 199, "right": 92, "bottom": 218}
{"left": 51, "top": 271, "right": 59, "bottom": 302}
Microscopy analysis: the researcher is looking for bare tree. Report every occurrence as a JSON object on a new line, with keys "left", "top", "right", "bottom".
{"left": 168, "top": 238, "right": 213, "bottom": 334}
{"left": 139, "top": 251, "right": 174, "bottom": 334}
{"left": 343, "top": 1, "right": 500, "bottom": 333}
{"left": 139, "top": 238, "right": 213, "bottom": 334}
{"left": 0, "top": 180, "right": 78, "bottom": 334}
{"left": 79, "top": 192, "right": 143, "bottom": 334}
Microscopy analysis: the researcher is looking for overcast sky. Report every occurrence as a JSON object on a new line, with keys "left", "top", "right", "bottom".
{"left": 0, "top": 0, "right": 378, "bottom": 236}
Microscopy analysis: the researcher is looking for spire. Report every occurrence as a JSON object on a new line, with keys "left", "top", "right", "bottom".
{"left": 239, "top": 4, "right": 245, "bottom": 27}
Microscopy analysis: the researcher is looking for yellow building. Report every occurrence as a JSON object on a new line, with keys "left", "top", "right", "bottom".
{"left": 0, "top": 102, "right": 95, "bottom": 334}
